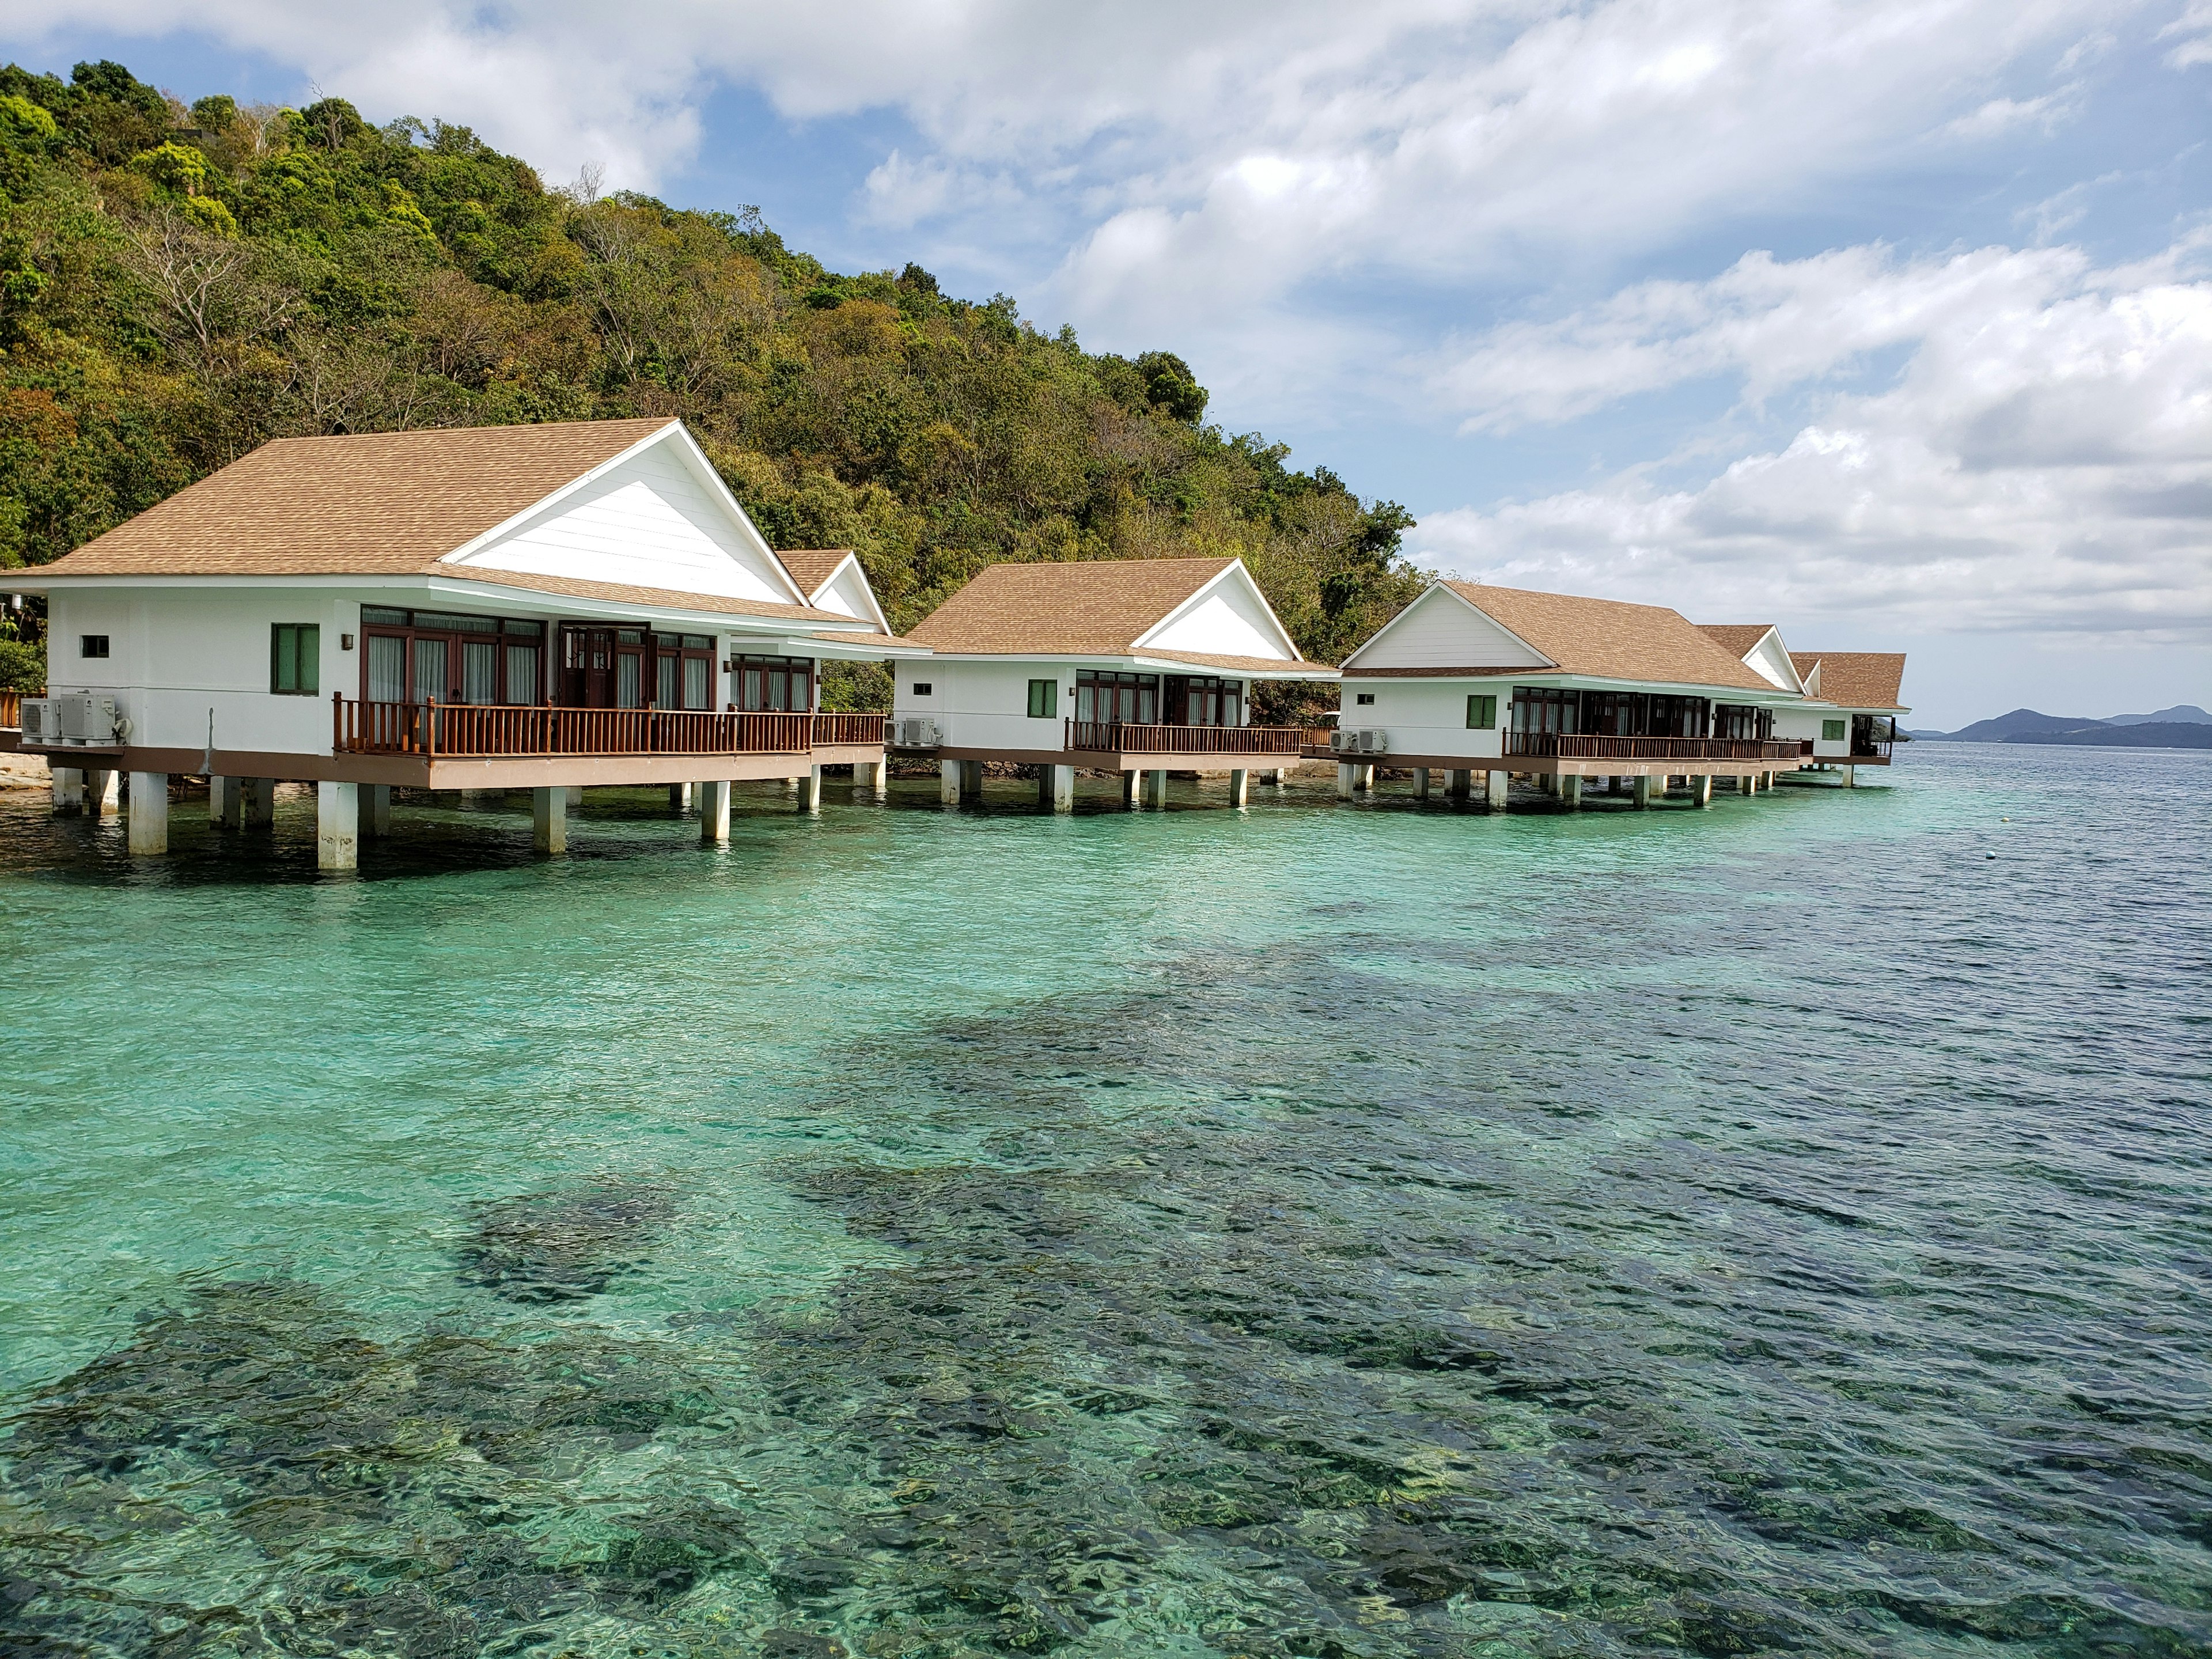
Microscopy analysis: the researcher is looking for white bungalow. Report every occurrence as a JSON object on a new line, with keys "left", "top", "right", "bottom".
{"left": 14, "top": 418, "right": 924, "bottom": 866}
{"left": 893, "top": 556, "right": 1336, "bottom": 809}
{"left": 1331, "top": 580, "right": 1812, "bottom": 807}
{"left": 1696, "top": 626, "right": 1911, "bottom": 783}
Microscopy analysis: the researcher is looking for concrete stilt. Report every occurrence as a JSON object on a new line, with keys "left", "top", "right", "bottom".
{"left": 210, "top": 775, "right": 241, "bottom": 827}
{"left": 941, "top": 759, "right": 964, "bottom": 806}
{"left": 457, "top": 788, "right": 501, "bottom": 810}
{"left": 1039, "top": 764, "right": 1074, "bottom": 812}
{"left": 1353, "top": 763, "right": 1374, "bottom": 793}
{"left": 530, "top": 785, "right": 566, "bottom": 854}
{"left": 797, "top": 766, "right": 823, "bottom": 815}
{"left": 699, "top": 779, "right": 730, "bottom": 843}
{"left": 316, "top": 781, "right": 357, "bottom": 869}
{"left": 1632, "top": 774, "right": 1653, "bottom": 810}
{"left": 1690, "top": 774, "right": 1713, "bottom": 806}
{"left": 669, "top": 782, "right": 692, "bottom": 813}
{"left": 51, "top": 767, "right": 85, "bottom": 814}
{"left": 1121, "top": 770, "right": 1139, "bottom": 808}
{"left": 1843, "top": 764, "right": 1857, "bottom": 788}
{"left": 1142, "top": 768, "right": 1168, "bottom": 809}
{"left": 854, "top": 759, "right": 887, "bottom": 796}
{"left": 367, "top": 784, "right": 392, "bottom": 836}
{"left": 86, "top": 768, "right": 119, "bottom": 817}
{"left": 1229, "top": 768, "right": 1249, "bottom": 808}
{"left": 963, "top": 759, "right": 984, "bottom": 801}
{"left": 1446, "top": 768, "right": 1471, "bottom": 800}
{"left": 1485, "top": 769, "right": 1508, "bottom": 810}
{"left": 566, "top": 785, "right": 584, "bottom": 808}
{"left": 1414, "top": 767, "right": 1431, "bottom": 800}
{"left": 243, "top": 777, "right": 276, "bottom": 828}
{"left": 1738, "top": 774, "right": 1756, "bottom": 796}
{"left": 1337, "top": 763, "right": 1357, "bottom": 800}
{"left": 1560, "top": 774, "right": 1583, "bottom": 809}
{"left": 127, "top": 772, "right": 168, "bottom": 855}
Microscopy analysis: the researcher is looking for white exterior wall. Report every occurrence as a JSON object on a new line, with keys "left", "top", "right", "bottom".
{"left": 1775, "top": 704, "right": 1852, "bottom": 758}
{"left": 1743, "top": 631, "right": 1801, "bottom": 692}
{"left": 895, "top": 657, "right": 1074, "bottom": 751}
{"left": 1342, "top": 677, "right": 1510, "bottom": 760}
{"left": 48, "top": 586, "right": 359, "bottom": 756}
{"left": 449, "top": 442, "right": 796, "bottom": 606}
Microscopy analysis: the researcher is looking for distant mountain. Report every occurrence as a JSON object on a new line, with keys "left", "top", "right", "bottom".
{"left": 1926, "top": 709, "right": 2108, "bottom": 742}
{"left": 2008, "top": 722, "right": 2212, "bottom": 750}
{"left": 1914, "top": 704, "right": 2212, "bottom": 741}
{"left": 2104, "top": 704, "right": 2212, "bottom": 726}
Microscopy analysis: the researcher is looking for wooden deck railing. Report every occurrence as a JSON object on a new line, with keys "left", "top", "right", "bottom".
{"left": 334, "top": 697, "right": 817, "bottom": 757}
{"left": 810, "top": 712, "right": 891, "bottom": 747}
{"left": 1067, "top": 719, "right": 1307, "bottom": 755}
{"left": 1505, "top": 732, "right": 1806, "bottom": 762}
{"left": 0, "top": 690, "right": 27, "bottom": 729}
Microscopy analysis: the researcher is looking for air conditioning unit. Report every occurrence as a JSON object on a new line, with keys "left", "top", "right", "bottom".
{"left": 18, "top": 697, "right": 55, "bottom": 743}
{"left": 1331, "top": 728, "right": 1387, "bottom": 755}
{"left": 48, "top": 694, "right": 123, "bottom": 746}
{"left": 891, "top": 717, "right": 941, "bottom": 749}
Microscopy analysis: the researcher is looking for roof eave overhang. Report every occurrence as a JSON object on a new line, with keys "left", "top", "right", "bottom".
{"left": 911, "top": 649, "right": 1336, "bottom": 681}
{"left": 24, "top": 570, "right": 877, "bottom": 637}
{"left": 1346, "top": 664, "right": 1799, "bottom": 700}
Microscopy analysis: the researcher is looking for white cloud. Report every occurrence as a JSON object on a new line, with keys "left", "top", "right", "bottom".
{"left": 2161, "top": 0, "right": 2212, "bottom": 67}
{"left": 1412, "top": 236, "right": 2212, "bottom": 636}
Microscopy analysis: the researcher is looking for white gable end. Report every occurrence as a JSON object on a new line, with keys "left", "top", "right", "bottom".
{"left": 1743, "top": 631, "right": 1800, "bottom": 691}
{"left": 811, "top": 560, "right": 888, "bottom": 631}
{"left": 1141, "top": 570, "right": 1294, "bottom": 660}
{"left": 448, "top": 441, "right": 794, "bottom": 604}
{"left": 1347, "top": 586, "right": 1550, "bottom": 670}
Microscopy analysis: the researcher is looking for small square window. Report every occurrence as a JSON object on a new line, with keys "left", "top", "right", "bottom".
{"left": 1822, "top": 718, "right": 1846, "bottom": 742}
{"left": 1354, "top": 692, "right": 1374, "bottom": 706}
{"left": 1027, "top": 679, "right": 1057, "bottom": 718}
{"left": 270, "top": 623, "right": 320, "bottom": 695}
{"left": 911, "top": 681, "right": 933, "bottom": 696}
{"left": 1466, "top": 694, "right": 1497, "bottom": 729}
{"left": 80, "top": 634, "right": 109, "bottom": 658}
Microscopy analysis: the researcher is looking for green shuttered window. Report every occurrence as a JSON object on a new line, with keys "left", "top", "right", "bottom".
{"left": 1028, "top": 679, "right": 1058, "bottom": 718}
{"left": 271, "top": 624, "right": 319, "bottom": 695}
{"left": 1822, "top": 719, "right": 1846, "bottom": 741}
{"left": 1466, "top": 693, "right": 1497, "bottom": 729}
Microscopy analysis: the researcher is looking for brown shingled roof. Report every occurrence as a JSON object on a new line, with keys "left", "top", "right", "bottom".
{"left": 1697, "top": 623, "right": 1778, "bottom": 657}
{"left": 775, "top": 548, "right": 856, "bottom": 596}
{"left": 1441, "top": 582, "right": 1775, "bottom": 693}
{"left": 41, "top": 419, "right": 676, "bottom": 577}
{"left": 908, "top": 558, "right": 1324, "bottom": 664}
{"left": 1790, "top": 651, "right": 1908, "bottom": 711}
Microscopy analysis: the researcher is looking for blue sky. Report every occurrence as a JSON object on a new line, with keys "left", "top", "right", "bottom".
{"left": 6, "top": 1, "right": 2210, "bottom": 726}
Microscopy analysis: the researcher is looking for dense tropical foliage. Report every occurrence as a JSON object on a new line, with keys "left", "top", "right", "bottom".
{"left": 0, "top": 60, "right": 1425, "bottom": 704}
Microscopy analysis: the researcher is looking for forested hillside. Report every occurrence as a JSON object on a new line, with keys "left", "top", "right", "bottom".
{"left": 0, "top": 59, "right": 1423, "bottom": 704}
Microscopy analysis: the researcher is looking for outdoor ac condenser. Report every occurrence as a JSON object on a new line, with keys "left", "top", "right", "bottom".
{"left": 19, "top": 698, "right": 54, "bottom": 743}
{"left": 1331, "top": 728, "right": 1387, "bottom": 755}
{"left": 55, "top": 694, "right": 122, "bottom": 746}
{"left": 892, "top": 717, "right": 940, "bottom": 749}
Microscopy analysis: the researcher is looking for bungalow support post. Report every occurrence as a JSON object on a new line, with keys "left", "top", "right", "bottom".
{"left": 316, "top": 781, "right": 357, "bottom": 870}
{"left": 1038, "top": 766, "right": 1074, "bottom": 812}
{"left": 209, "top": 775, "right": 240, "bottom": 827}
{"left": 531, "top": 785, "right": 566, "bottom": 855}
{"left": 367, "top": 785, "right": 392, "bottom": 836}
{"left": 1229, "top": 768, "right": 1248, "bottom": 808}
{"left": 699, "top": 780, "right": 730, "bottom": 844}
{"left": 798, "top": 766, "right": 823, "bottom": 815}
{"left": 1142, "top": 769, "right": 1168, "bottom": 809}
{"left": 1484, "top": 770, "right": 1508, "bottom": 810}
{"left": 127, "top": 772, "right": 168, "bottom": 855}
{"left": 854, "top": 760, "right": 887, "bottom": 796}
{"left": 51, "top": 767, "right": 84, "bottom": 814}
{"left": 86, "top": 768, "right": 119, "bottom": 817}
{"left": 1632, "top": 775, "right": 1653, "bottom": 810}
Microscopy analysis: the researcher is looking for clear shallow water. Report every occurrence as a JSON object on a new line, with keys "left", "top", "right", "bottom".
{"left": 1, "top": 748, "right": 2206, "bottom": 1658}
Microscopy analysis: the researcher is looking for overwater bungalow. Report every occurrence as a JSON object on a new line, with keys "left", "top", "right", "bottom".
{"left": 1698, "top": 624, "right": 1911, "bottom": 783}
{"left": 14, "top": 418, "right": 923, "bottom": 866}
{"left": 893, "top": 556, "right": 1338, "bottom": 808}
{"left": 1327, "top": 580, "right": 1819, "bottom": 806}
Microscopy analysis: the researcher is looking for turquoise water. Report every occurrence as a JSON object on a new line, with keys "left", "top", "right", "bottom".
{"left": 1, "top": 748, "right": 2207, "bottom": 1658}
